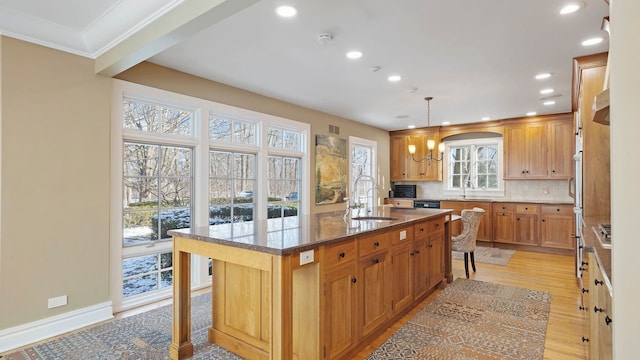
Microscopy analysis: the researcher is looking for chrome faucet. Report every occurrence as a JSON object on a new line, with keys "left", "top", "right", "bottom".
{"left": 352, "top": 174, "right": 377, "bottom": 217}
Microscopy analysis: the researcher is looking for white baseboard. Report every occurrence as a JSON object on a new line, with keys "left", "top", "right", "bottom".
{"left": 0, "top": 301, "right": 113, "bottom": 354}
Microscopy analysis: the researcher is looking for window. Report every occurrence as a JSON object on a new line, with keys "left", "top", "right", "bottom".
{"left": 112, "top": 80, "right": 310, "bottom": 311}
{"left": 445, "top": 138, "right": 503, "bottom": 197}
{"left": 349, "top": 137, "right": 377, "bottom": 209}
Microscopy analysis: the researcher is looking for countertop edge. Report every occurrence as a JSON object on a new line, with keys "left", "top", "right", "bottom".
{"left": 169, "top": 209, "right": 453, "bottom": 256}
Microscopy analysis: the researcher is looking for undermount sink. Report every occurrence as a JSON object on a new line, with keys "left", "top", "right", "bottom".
{"left": 351, "top": 216, "right": 398, "bottom": 221}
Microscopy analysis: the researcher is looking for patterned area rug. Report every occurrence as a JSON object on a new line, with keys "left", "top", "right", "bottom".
{"left": 3, "top": 294, "right": 242, "bottom": 360}
{"left": 366, "top": 278, "right": 551, "bottom": 360}
{"left": 452, "top": 246, "right": 516, "bottom": 266}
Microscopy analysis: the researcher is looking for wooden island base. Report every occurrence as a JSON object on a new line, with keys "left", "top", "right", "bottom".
{"left": 169, "top": 210, "right": 453, "bottom": 360}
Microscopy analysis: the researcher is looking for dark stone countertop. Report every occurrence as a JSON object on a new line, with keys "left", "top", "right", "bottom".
{"left": 169, "top": 208, "right": 452, "bottom": 256}
{"left": 392, "top": 197, "right": 574, "bottom": 205}
{"left": 581, "top": 215, "right": 612, "bottom": 292}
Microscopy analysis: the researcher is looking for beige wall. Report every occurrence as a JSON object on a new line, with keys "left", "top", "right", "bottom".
{"left": 0, "top": 38, "right": 390, "bottom": 331}
{"left": 116, "top": 62, "right": 391, "bottom": 214}
{"left": 0, "top": 37, "right": 111, "bottom": 328}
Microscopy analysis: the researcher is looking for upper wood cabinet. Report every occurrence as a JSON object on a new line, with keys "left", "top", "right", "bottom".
{"left": 389, "top": 129, "right": 442, "bottom": 182}
{"left": 504, "top": 122, "right": 548, "bottom": 179}
{"left": 503, "top": 115, "right": 574, "bottom": 180}
{"left": 547, "top": 119, "right": 575, "bottom": 179}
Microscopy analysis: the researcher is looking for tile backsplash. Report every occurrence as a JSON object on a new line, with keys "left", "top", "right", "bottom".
{"left": 403, "top": 179, "right": 574, "bottom": 203}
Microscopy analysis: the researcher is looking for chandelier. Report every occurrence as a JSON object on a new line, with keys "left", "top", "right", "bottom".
{"left": 408, "top": 96, "right": 445, "bottom": 166}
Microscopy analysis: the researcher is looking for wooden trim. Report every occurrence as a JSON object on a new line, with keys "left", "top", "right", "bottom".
{"left": 572, "top": 52, "right": 608, "bottom": 111}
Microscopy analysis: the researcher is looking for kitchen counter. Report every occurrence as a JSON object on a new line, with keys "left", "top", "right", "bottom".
{"left": 582, "top": 215, "right": 612, "bottom": 291}
{"left": 168, "top": 208, "right": 453, "bottom": 359}
{"left": 169, "top": 207, "right": 451, "bottom": 256}
{"left": 391, "top": 197, "right": 574, "bottom": 205}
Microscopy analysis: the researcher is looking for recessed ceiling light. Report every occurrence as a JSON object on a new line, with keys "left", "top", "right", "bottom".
{"left": 526, "top": 111, "right": 537, "bottom": 116}
{"left": 481, "top": 117, "right": 491, "bottom": 121}
{"left": 535, "top": 73, "right": 552, "bottom": 80}
{"left": 442, "top": 122, "right": 451, "bottom": 125}
{"left": 560, "top": 2, "right": 583, "bottom": 15}
{"left": 276, "top": 5, "right": 297, "bottom": 17}
{"left": 346, "top": 51, "right": 363, "bottom": 59}
{"left": 543, "top": 100, "right": 556, "bottom": 106}
{"left": 540, "top": 88, "right": 554, "bottom": 94}
{"left": 582, "top": 37, "right": 603, "bottom": 46}
{"left": 408, "top": 125, "right": 416, "bottom": 129}
{"left": 387, "top": 75, "right": 402, "bottom": 82}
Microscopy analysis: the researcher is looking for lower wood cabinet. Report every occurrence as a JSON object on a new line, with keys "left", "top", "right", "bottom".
{"left": 587, "top": 252, "right": 612, "bottom": 360}
{"left": 493, "top": 203, "right": 574, "bottom": 252}
{"left": 321, "top": 217, "right": 448, "bottom": 360}
{"left": 323, "top": 240, "right": 358, "bottom": 360}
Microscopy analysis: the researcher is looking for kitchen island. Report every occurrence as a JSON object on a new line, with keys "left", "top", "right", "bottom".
{"left": 168, "top": 207, "right": 453, "bottom": 360}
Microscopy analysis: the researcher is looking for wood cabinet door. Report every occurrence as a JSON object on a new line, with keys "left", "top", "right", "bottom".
{"left": 390, "top": 241, "right": 414, "bottom": 314}
{"left": 357, "top": 252, "right": 390, "bottom": 338}
{"left": 390, "top": 135, "right": 408, "bottom": 181}
{"left": 323, "top": 264, "right": 357, "bottom": 359}
{"left": 525, "top": 122, "right": 548, "bottom": 178}
{"left": 504, "top": 124, "right": 527, "bottom": 178}
{"left": 514, "top": 213, "right": 538, "bottom": 245}
{"left": 493, "top": 211, "right": 514, "bottom": 243}
{"left": 548, "top": 119, "right": 574, "bottom": 179}
{"left": 540, "top": 215, "right": 574, "bottom": 249}
{"left": 427, "top": 231, "right": 444, "bottom": 289}
{"left": 413, "top": 237, "right": 428, "bottom": 299}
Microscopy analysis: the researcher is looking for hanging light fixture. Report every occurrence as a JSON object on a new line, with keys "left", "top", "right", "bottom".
{"left": 408, "top": 96, "right": 445, "bottom": 166}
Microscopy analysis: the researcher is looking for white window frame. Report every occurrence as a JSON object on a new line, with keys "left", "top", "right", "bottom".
{"left": 442, "top": 137, "right": 504, "bottom": 198}
{"left": 111, "top": 80, "right": 310, "bottom": 312}
{"left": 349, "top": 136, "right": 378, "bottom": 207}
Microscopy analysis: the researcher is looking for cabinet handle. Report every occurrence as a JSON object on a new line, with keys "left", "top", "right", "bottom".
{"left": 582, "top": 337, "right": 589, "bottom": 343}
{"left": 339, "top": 252, "right": 345, "bottom": 258}
{"left": 579, "top": 306, "right": 587, "bottom": 311}
{"left": 595, "top": 279, "right": 604, "bottom": 286}
{"left": 410, "top": 252, "right": 415, "bottom": 256}
{"left": 415, "top": 250, "right": 420, "bottom": 254}
{"left": 594, "top": 306, "right": 604, "bottom": 313}
{"left": 605, "top": 316, "right": 612, "bottom": 326}
{"left": 374, "top": 241, "right": 380, "bottom": 247}
{"left": 581, "top": 288, "right": 589, "bottom": 293}
{"left": 351, "top": 277, "right": 357, "bottom": 284}
{"left": 373, "top": 258, "right": 379, "bottom": 264}
{"left": 582, "top": 261, "right": 589, "bottom": 266}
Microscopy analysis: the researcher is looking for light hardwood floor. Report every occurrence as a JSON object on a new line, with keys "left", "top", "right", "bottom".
{"left": 354, "top": 250, "right": 588, "bottom": 360}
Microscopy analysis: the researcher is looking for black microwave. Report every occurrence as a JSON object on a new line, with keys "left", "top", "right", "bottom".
{"left": 393, "top": 185, "right": 416, "bottom": 198}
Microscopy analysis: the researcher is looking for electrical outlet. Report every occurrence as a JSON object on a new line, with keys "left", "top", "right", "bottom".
{"left": 48, "top": 295, "right": 67, "bottom": 309}
{"left": 299, "top": 250, "right": 314, "bottom": 266}
{"left": 399, "top": 230, "right": 407, "bottom": 240}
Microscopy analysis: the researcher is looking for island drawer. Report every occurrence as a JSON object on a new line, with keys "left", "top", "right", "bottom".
{"left": 358, "top": 231, "right": 390, "bottom": 257}
{"left": 516, "top": 204, "right": 538, "bottom": 214}
{"left": 540, "top": 204, "right": 573, "bottom": 215}
{"left": 390, "top": 225, "right": 415, "bottom": 245}
{"left": 323, "top": 239, "right": 357, "bottom": 269}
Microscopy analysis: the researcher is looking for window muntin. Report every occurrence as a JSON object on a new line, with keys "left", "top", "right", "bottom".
{"left": 446, "top": 139, "right": 501, "bottom": 194}
{"left": 122, "top": 252, "right": 173, "bottom": 298}
{"left": 209, "top": 114, "right": 256, "bottom": 145}
{"left": 268, "top": 126, "right": 302, "bottom": 151}
{"left": 123, "top": 143, "right": 193, "bottom": 246}
{"left": 123, "top": 99, "right": 193, "bottom": 136}
{"left": 209, "top": 151, "right": 256, "bottom": 224}
{"left": 267, "top": 156, "right": 300, "bottom": 230}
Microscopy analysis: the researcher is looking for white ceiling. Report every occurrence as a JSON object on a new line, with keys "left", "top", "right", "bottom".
{"left": 0, "top": 0, "right": 609, "bottom": 131}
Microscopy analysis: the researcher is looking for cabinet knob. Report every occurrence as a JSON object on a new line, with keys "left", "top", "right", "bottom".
{"left": 525, "top": 207, "right": 528, "bottom": 210}
{"left": 339, "top": 252, "right": 345, "bottom": 258}
{"left": 579, "top": 306, "right": 587, "bottom": 311}
{"left": 415, "top": 250, "right": 420, "bottom": 254}
{"left": 373, "top": 258, "right": 379, "bottom": 264}
{"left": 595, "top": 279, "right": 604, "bottom": 286}
{"left": 594, "top": 306, "right": 604, "bottom": 313}
{"left": 522, "top": 170, "right": 526, "bottom": 174}
{"left": 556, "top": 208, "right": 560, "bottom": 212}
{"left": 542, "top": 219, "right": 545, "bottom": 222}
{"left": 410, "top": 252, "right": 415, "bottom": 256}
{"left": 419, "top": 228, "right": 424, "bottom": 232}
{"left": 605, "top": 316, "right": 612, "bottom": 326}
{"left": 434, "top": 223, "right": 439, "bottom": 227}
{"left": 374, "top": 241, "right": 380, "bottom": 247}
{"left": 582, "top": 337, "right": 589, "bottom": 343}
{"left": 582, "top": 288, "right": 589, "bottom": 293}
{"left": 428, "top": 244, "right": 433, "bottom": 248}
{"left": 582, "top": 261, "right": 589, "bottom": 266}
{"left": 552, "top": 170, "right": 556, "bottom": 173}
{"left": 351, "top": 277, "right": 357, "bottom": 284}
{"left": 517, "top": 218, "right": 520, "bottom": 221}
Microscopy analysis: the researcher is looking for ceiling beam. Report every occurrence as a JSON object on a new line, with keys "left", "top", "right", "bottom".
{"left": 95, "top": 0, "right": 259, "bottom": 77}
